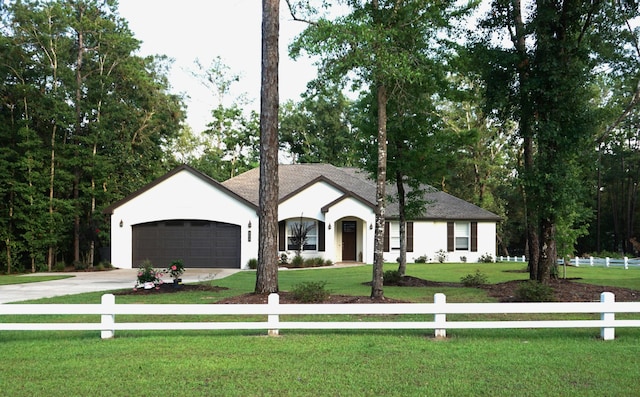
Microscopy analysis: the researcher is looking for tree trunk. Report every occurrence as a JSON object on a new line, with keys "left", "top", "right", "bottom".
{"left": 48, "top": 125, "right": 56, "bottom": 271}
{"left": 396, "top": 170, "right": 407, "bottom": 276}
{"left": 5, "top": 238, "right": 11, "bottom": 275}
{"left": 371, "top": 83, "right": 388, "bottom": 299}
{"left": 73, "top": 8, "right": 84, "bottom": 265}
{"left": 512, "top": 0, "right": 540, "bottom": 280}
{"left": 255, "top": 0, "right": 280, "bottom": 294}
{"left": 538, "top": 217, "right": 556, "bottom": 284}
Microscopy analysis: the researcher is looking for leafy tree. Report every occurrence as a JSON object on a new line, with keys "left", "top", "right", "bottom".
{"left": 0, "top": 0, "right": 184, "bottom": 272}
{"left": 292, "top": 0, "right": 463, "bottom": 297}
{"left": 292, "top": 0, "right": 478, "bottom": 281}
{"left": 280, "top": 81, "right": 360, "bottom": 166}
{"left": 188, "top": 57, "right": 260, "bottom": 181}
{"left": 476, "top": 0, "right": 639, "bottom": 282}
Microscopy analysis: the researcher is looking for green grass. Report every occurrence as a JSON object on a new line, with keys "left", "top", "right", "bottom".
{"left": 0, "top": 274, "right": 72, "bottom": 285}
{"left": 1, "top": 262, "right": 640, "bottom": 396}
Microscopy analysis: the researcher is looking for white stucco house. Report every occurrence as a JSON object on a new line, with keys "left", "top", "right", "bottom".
{"left": 104, "top": 164, "right": 501, "bottom": 269}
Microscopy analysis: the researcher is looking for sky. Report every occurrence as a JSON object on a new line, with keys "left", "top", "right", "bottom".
{"left": 117, "top": 0, "right": 319, "bottom": 133}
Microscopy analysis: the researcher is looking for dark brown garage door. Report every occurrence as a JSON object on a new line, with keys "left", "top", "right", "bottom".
{"left": 132, "top": 220, "right": 241, "bottom": 268}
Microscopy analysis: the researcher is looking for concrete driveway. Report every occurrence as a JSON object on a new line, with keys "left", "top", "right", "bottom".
{"left": 0, "top": 268, "right": 241, "bottom": 304}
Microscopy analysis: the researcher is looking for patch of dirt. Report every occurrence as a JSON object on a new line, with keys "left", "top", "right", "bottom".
{"left": 114, "top": 283, "right": 228, "bottom": 296}
{"left": 216, "top": 292, "right": 406, "bottom": 304}
{"left": 481, "top": 279, "right": 640, "bottom": 302}
{"left": 114, "top": 276, "right": 640, "bottom": 303}
{"left": 383, "top": 275, "right": 640, "bottom": 302}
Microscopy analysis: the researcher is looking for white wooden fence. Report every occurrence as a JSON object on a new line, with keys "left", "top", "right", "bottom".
{"left": 1, "top": 293, "right": 640, "bottom": 340}
{"left": 499, "top": 255, "right": 640, "bottom": 269}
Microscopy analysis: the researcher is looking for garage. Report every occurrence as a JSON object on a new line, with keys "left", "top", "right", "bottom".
{"left": 132, "top": 220, "right": 241, "bottom": 268}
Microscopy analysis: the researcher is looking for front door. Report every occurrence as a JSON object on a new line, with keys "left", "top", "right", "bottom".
{"left": 342, "top": 221, "right": 357, "bottom": 261}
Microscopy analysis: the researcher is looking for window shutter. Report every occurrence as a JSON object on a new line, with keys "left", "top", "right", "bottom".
{"left": 318, "top": 221, "right": 325, "bottom": 252}
{"left": 384, "top": 222, "right": 390, "bottom": 252}
{"left": 278, "top": 221, "right": 285, "bottom": 251}
{"left": 407, "top": 222, "right": 414, "bottom": 252}
{"left": 471, "top": 222, "right": 478, "bottom": 252}
{"left": 447, "top": 222, "right": 454, "bottom": 252}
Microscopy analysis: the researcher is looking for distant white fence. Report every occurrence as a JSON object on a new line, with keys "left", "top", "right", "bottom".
{"left": 1, "top": 293, "right": 639, "bottom": 340}
{"left": 499, "top": 256, "right": 640, "bottom": 269}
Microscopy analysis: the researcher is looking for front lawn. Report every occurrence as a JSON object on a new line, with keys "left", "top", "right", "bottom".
{"left": 1, "top": 262, "right": 639, "bottom": 396}
{"left": 0, "top": 274, "right": 72, "bottom": 286}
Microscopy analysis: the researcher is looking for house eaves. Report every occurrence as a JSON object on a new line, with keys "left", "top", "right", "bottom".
{"left": 321, "top": 191, "right": 376, "bottom": 213}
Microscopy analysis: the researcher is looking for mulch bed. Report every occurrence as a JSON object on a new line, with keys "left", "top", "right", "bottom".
{"left": 391, "top": 275, "right": 640, "bottom": 302}
{"left": 114, "top": 275, "right": 640, "bottom": 303}
{"left": 114, "top": 283, "right": 228, "bottom": 295}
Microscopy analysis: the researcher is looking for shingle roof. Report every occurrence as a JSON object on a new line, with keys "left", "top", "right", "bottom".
{"left": 222, "top": 163, "right": 501, "bottom": 221}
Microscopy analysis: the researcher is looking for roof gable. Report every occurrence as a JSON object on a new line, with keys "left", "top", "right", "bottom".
{"left": 103, "top": 164, "right": 258, "bottom": 215}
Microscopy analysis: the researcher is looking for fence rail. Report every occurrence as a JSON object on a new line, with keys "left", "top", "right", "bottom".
{"left": 499, "top": 256, "right": 640, "bottom": 269}
{"left": 1, "top": 293, "right": 640, "bottom": 340}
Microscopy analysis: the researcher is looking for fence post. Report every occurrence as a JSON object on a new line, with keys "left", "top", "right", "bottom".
{"left": 574, "top": 256, "right": 579, "bottom": 267}
{"left": 101, "top": 294, "right": 115, "bottom": 340}
{"left": 606, "top": 257, "right": 610, "bottom": 267}
{"left": 624, "top": 257, "right": 629, "bottom": 270}
{"left": 590, "top": 256, "right": 594, "bottom": 267}
{"left": 600, "top": 292, "right": 615, "bottom": 341}
{"left": 434, "top": 293, "right": 446, "bottom": 339}
{"left": 522, "top": 255, "right": 525, "bottom": 262}
{"left": 268, "top": 293, "right": 280, "bottom": 336}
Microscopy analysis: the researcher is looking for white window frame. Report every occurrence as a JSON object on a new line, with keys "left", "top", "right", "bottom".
{"left": 390, "top": 222, "right": 401, "bottom": 250}
{"left": 455, "top": 222, "right": 470, "bottom": 251}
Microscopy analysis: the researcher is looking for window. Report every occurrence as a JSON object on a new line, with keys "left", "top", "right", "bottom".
{"left": 286, "top": 220, "right": 317, "bottom": 251}
{"left": 390, "top": 222, "right": 400, "bottom": 250}
{"left": 447, "top": 222, "right": 478, "bottom": 252}
{"left": 383, "top": 221, "right": 414, "bottom": 252}
{"left": 455, "top": 222, "right": 470, "bottom": 250}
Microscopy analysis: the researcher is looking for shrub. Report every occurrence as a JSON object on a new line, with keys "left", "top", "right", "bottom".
{"left": 414, "top": 255, "right": 428, "bottom": 263}
{"left": 166, "top": 259, "right": 185, "bottom": 280}
{"left": 279, "top": 252, "right": 289, "bottom": 265}
{"left": 98, "top": 261, "right": 113, "bottom": 269}
{"left": 291, "top": 281, "right": 329, "bottom": 303}
{"left": 247, "top": 258, "right": 258, "bottom": 269}
{"left": 478, "top": 253, "right": 494, "bottom": 263}
{"left": 324, "top": 259, "right": 333, "bottom": 266}
{"left": 135, "top": 260, "right": 164, "bottom": 288}
{"left": 435, "top": 249, "right": 448, "bottom": 263}
{"left": 460, "top": 270, "right": 488, "bottom": 287}
{"left": 303, "top": 257, "right": 327, "bottom": 268}
{"left": 460, "top": 256, "right": 467, "bottom": 263}
{"left": 383, "top": 270, "right": 402, "bottom": 285}
{"left": 286, "top": 256, "right": 330, "bottom": 268}
{"left": 291, "top": 255, "right": 304, "bottom": 267}
{"left": 515, "top": 280, "right": 555, "bottom": 302}
{"left": 73, "top": 261, "right": 88, "bottom": 271}
{"left": 54, "top": 263, "right": 66, "bottom": 272}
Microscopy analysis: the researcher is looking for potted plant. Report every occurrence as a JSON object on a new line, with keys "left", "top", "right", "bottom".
{"left": 166, "top": 259, "right": 185, "bottom": 286}
{"left": 134, "top": 260, "right": 164, "bottom": 290}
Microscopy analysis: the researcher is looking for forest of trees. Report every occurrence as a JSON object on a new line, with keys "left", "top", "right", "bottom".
{"left": 1, "top": 0, "right": 640, "bottom": 282}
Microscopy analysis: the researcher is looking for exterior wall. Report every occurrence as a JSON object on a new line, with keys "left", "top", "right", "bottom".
{"left": 279, "top": 181, "right": 343, "bottom": 221}
{"left": 383, "top": 220, "right": 497, "bottom": 263}
{"left": 323, "top": 197, "right": 375, "bottom": 264}
{"left": 278, "top": 187, "right": 376, "bottom": 264}
{"left": 110, "top": 170, "right": 257, "bottom": 269}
